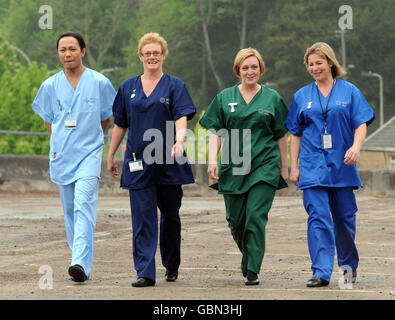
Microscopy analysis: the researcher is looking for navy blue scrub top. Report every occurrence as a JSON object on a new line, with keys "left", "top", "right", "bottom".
{"left": 113, "top": 74, "right": 196, "bottom": 190}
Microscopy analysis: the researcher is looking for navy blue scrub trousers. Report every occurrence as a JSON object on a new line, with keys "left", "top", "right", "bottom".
{"left": 129, "top": 184, "right": 183, "bottom": 282}
{"left": 303, "top": 187, "right": 359, "bottom": 282}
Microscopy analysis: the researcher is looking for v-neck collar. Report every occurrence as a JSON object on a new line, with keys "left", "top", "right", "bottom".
{"left": 315, "top": 79, "right": 337, "bottom": 99}
{"left": 140, "top": 73, "right": 165, "bottom": 98}
{"left": 236, "top": 85, "right": 263, "bottom": 105}
{"left": 63, "top": 68, "right": 87, "bottom": 92}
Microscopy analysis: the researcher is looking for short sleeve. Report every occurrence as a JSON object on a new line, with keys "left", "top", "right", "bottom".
{"left": 171, "top": 79, "right": 196, "bottom": 121}
{"left": 350, "top": 85, "right": 375, "bottom": 129}
{"left": 272, "top": 95, "right": 289, "bottom": 140}
{"left": 199, "top": 94, "right": 224, "bottom": 133}
{"left": 32, "top": 81, "right": 54, "bottom": 124}
{"left": 112, "top": 85, "right": 128, "bottom": 128}
{"left": 286, "top": 95, "right": 303, "bottom": 136}
{"left": 100, "top": 78, "right": 116, "bottom": 122}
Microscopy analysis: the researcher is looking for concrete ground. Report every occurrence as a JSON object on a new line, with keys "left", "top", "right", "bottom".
{"left": 0, "top": 190, "right": 395, "bottom": 302}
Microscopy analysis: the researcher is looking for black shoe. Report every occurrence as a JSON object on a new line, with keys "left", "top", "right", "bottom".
{"left": 245, "top": 270, "right": 259, "bottom": 286}
{"left": 241, "top": 259, "right": 247, "bottom": 278}
{"left": 68, "top": 264, "right": 88, "bottom": 283}
{"left": 132, "top": 277, "right": 156, "bottom": 287}
{"left": 165, "top": 270, "right": 178, "bottom": 282}
{"left": 343, "top": 269, "right": 357, "bottom": 283}
{"left": 306, "top": 277, "right": 329, "bottom": 287}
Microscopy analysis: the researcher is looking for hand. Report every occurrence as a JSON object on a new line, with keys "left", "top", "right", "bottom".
{"left": 208, "top": 163, "right": 219, "bottom": 181}
{"left": 344, "top": 145, "right": 360, "bottom": 165}
{"left": 171, "top": 141, "right": 184, "bottom": 158}
{"left": 281, "top": 167, "right": 289, "bottom": 183}
{"left": 107, "top": 156, "right": 119, "bottom": 178}
{"left": 289, "top": 167, "right": 300, "bottom": 186}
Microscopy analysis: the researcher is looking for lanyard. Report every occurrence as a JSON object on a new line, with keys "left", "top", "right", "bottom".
{"left": 316, "top": 79, "right": 336, "bottom": 134}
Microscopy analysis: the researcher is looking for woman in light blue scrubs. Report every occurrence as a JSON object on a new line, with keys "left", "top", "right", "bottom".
{"left": 286, "top": 42, "right": 375, "bottom": 288}
{"left": 32, "top": 32, "right": 116, "bottom": 282}
{"left": 107, "top": 32, "right": 196, "bottom": 287}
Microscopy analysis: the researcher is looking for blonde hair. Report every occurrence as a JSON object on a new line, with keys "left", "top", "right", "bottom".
{"left": 138, "top": 32, "right": 168, "bottom": 57}
{"left": 304, "top": 42, "right": 345, "bottom": 78}
{"left": 233, "top": 48, "right": 265, "bottom": 77}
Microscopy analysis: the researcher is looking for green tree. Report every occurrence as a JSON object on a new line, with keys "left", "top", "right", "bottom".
{"left": 0, "top": 61, "right": 50, "bottom": 154}
{"left": 2, "top": 0, "right": 139, "bottom": 88}
{"left": 0, "top": 34, "right": 21, "bottom": 75}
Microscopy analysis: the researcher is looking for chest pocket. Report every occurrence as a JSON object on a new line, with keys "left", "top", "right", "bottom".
{"left": 250, "top": 108, "right": 273, "bottom": 131}
{"left": 82, "top": 97, "right": 98, "bottom": 112}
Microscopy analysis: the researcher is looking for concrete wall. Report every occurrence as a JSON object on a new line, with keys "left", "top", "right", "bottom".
{"left": 1, "top": 155, "right": 394, "bottom": 197}
{"left": 359, "top": 151, "right": 387, "bottom": 170}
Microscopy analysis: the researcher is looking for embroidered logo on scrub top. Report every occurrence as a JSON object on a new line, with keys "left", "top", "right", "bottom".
{"left": 336, "top": 101, "right": 347, "bottom": 107}
{"left": 160, "top": 97, "right": 170, "bottom": 104}
{"left": 228, "top": 102, "right": 238, "bottom": 112}
{"left": 307, "top": 101, "right": 312, "bottom": 109}
{"left": 84, "top": 97, "right": 96, "bottom": 104}
{"left": 131, "top": 89, "right": 136, "bottom": 99}
{"left": 258, "top": 108, "right": 271, "bottom": 115}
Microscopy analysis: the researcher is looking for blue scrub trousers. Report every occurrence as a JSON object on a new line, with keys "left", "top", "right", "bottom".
{"left": 58, "top": 177, "right": 99, "bottom": 277}
{"left": 129, "top": 184, "right": 183, "bottom": 282}
{"left": 303, "top": 187, "right": 359, "bottom": 282}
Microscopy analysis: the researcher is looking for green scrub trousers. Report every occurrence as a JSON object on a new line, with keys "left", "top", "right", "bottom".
{"left": 224, "top": 181, "right": 276, "bottom": 274}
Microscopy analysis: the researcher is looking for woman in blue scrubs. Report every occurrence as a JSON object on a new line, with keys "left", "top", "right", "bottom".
{"left": 286, "top": 42, "right": 375, "bottom": 287}
{"left": 32, "top": 32, "right": 116, "bottom": 282}
{"left": 107, "top": 32, "right": 196, "bottom": 287}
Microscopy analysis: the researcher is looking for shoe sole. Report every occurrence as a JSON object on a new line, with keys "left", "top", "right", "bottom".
{"left": 245, "top": 277, "right": 260, "bottom": 286}
{"left": 132, "top": 281, "right": 155, "bottom": 287}
{"left": 166, "top": 277, "right": 177, "bottom": 282}
{"left": 68, "top": 265, "right": 86, "bottom": 282}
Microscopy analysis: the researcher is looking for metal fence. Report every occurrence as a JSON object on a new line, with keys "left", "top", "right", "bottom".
{"left": 0, "top": 130, "right": 209, "bottom": 162}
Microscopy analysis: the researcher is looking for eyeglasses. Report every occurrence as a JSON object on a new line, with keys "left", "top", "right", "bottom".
{"left": 141, "top": 51, "right": 162, "bottom": 58}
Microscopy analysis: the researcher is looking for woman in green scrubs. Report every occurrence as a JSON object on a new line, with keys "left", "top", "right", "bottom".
{"left": 199, "top": 48, "right": 289, "bottom": 285}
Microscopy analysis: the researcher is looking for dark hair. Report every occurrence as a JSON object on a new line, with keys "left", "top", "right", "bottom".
{"left": 56, "top": 32, "right": 86, "bottom": 51}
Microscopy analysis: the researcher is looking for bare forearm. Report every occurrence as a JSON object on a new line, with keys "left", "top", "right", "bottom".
{"left": 101, "top": 118, "right": 111, "bottom": 133}
{"left": 44, "top": 121, "right": 51, "bottom": 135}
{"left": 108, "top": 125, "right": 127, "bottom": 158}
{"left": 353, "top": 123, "right": 367, "bottom": 151}
{"left": 277, "top": 135, "right": 288, "bottom": 169}
{"left": 344, "top": 123, "right": 367, "bottom": 165}
{"left": 290, "top": 134, "right": 301, "bottom": 169}
{"left": 208, "top": 133, "right": 221, "bottom": 164}
{"left": 175, "top": 116, "right": 187, "bottom": 142}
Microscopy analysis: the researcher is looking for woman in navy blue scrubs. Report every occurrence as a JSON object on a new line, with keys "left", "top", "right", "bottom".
{"left": 107, "top": 32, "right": 196, "bottom": 287}
{"left": 286, "top": 42, "right": 375, "bottom": 288}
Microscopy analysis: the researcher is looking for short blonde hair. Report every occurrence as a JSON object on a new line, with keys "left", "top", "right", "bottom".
{"left": 304, "top": 42, "right": 345, "bottom": 78}
{"left": 138, "top": 32, "right": 168, "bottom": 57}
{"left": 233, "top": 48, "right": 265, "bottom": 77}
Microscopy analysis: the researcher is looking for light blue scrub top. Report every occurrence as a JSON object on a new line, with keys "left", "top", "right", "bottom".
{"left": 286, "top": 79, "right": 375, "bottom": 190}
{"left": 32, "top": 68, "right": 116, "bottom": 185}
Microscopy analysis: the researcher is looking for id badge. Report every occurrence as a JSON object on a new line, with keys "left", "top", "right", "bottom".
{"left": 128, "top": 160, "right": 143, "bottom": 172}
{"left": 322, "top": 134, "right": 332, "bottom": 149}
{"left": 64, "top": 119, "right": 77, "bottom": 130}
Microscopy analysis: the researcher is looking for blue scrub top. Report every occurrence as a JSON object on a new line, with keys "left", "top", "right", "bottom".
{"left": 32, "top": 68, "right": 116, "bottom": 185}
{"left": 112, "top": 73, "right": 196, "bottom": 190}
{"left": 286, "top": 79, "right": 375, "bottom": 190}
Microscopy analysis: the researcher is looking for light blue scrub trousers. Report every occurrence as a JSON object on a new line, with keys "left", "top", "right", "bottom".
{"left": 58, "top": 177, "right": 99, "bottom": 277}
{"left": 303, "top": 187, "right": 359, "bottom": 282}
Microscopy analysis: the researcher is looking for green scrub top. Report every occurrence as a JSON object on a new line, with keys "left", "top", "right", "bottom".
{"left": 199, "top": 85, "right": 288, "bottom": 194}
